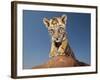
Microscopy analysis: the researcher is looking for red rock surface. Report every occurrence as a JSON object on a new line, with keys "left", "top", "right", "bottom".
{"left": 32, "top": 55, "right": 89, "bottom": 69}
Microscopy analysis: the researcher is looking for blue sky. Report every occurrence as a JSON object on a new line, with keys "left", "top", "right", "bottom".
{"left": 23, "top": 10, "right": 91, "bottom": 69}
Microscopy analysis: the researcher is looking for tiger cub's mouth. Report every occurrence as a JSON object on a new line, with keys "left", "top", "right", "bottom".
{"left": 54, "top": 41, "right": 62, "bottom": 48}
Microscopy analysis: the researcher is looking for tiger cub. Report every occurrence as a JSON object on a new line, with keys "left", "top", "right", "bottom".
{"left": 43, "top": 15, "right": 74, "bottom": 58}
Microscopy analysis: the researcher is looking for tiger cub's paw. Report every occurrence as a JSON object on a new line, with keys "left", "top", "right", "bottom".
{"left": 57, "top": 52, "right": 65, "bottom": 56}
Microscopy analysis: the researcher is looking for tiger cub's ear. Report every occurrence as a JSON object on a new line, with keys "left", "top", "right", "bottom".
{"left": 43, "top": 18, "right": 50, "bottom": 28}
{"left": 61, "top": 14, "right": 67, "bottom": 24}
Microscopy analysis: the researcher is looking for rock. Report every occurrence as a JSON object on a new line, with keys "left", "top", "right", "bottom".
{"left": 32, "top": 55, "right": 89, "bottom": 69}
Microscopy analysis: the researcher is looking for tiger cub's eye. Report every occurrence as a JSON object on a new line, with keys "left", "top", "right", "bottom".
{"left": 58, "top": 27, "right": 64, "bottom": 33}
{"left": 49, "top": 29, "right": 54, "bottom": 35}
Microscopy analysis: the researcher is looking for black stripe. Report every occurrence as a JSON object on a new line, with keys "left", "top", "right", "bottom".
{"left": 65, "top": 43, "right": 75, "bottom": 58}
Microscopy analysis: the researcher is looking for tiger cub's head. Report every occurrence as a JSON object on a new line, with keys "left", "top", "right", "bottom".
{"left": 43, "top": 15, "right": 67, "bottom": 43}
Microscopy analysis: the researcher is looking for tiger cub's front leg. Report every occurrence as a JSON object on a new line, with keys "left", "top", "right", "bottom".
{"left": 58, "top": 40, "right": 67, "bottom": 56}
{"left": 49, "top": 42, "right": 57, "bottom": 57}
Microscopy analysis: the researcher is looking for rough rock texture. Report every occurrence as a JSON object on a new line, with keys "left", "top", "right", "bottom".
{"left": 32, "top": 55, "right": 89, "bottom": 69}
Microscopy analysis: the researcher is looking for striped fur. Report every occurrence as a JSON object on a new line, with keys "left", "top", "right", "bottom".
{"left": 43, "top": 15, "right": 76, "bottom": 58}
